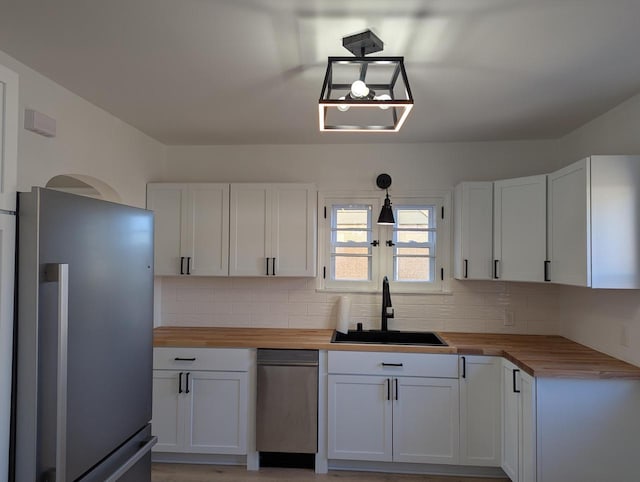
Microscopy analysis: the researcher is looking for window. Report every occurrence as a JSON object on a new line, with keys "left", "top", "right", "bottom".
{"left": 330, "top": 204, "right": 373, "bottom": 282}
{"left": 320, "top": 193, "right": 450, "bottom": 293}
{"left": 392, "top": 205, "right": 436, "bottom": 283}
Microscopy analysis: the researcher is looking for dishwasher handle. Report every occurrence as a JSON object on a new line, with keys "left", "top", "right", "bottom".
{"left": 257, "top": 360, "right": 318, "bottom": 367}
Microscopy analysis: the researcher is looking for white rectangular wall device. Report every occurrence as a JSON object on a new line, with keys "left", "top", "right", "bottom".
{"left": 24, "top": 109, "right": 56, "bottom": 137}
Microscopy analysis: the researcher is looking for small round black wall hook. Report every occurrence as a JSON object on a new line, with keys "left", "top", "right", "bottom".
{"left": 376, "top": 174, "right": 392, "bottom": 190}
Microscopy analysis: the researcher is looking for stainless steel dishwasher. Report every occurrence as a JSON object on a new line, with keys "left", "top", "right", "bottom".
{"left": 256, "top": 349, "right": 318, "bottom": 459}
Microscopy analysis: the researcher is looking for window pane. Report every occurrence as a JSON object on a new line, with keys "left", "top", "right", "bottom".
{"left": 334, "top": 247, "right": 370, "bottom": 255}
{"left": 335, "top": 230, "right": 369, "bottom": 243}
{"left": 333, "top": 256, "right": 370, "bottom": 281}
{"left": 395, "top": 256, "right": 432, "bottom": 282}
{"left": 336, "top": 208, "right": 369, "bottom": 228}
{"left": 396, "top": 208, "right": 431, "bottom": 228}
{"left": 396, "top": 230, "right": 430, "bottom": 243}
{"left": 396, "top": 247, "right": 431, "bottom": 256}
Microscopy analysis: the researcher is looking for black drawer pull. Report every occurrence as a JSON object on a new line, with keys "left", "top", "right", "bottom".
{"left": 461, "top": 356, "right": 466, "bottom": 378}
{"left": 185, "top": 372, "right": 190, "bottom": 394}
{"left": 463, "top": 259, "right": 468, "bottom": 278}
{"left": 513, "top": 369, "right": 521, "bottom": 393}
{"left": 381, "top": 363, "right": 403, "bottom": 367}
{"left": 174, "top": 357, "right": 196, "bottom": 361}
{"left": 544, "top": 260, "right": 550, "bottom": 282}
{"left": 180, "top": 257, "right": 185, "bottom": 275}
{"left": 178, "top": 372, "right": 183, "bottom": 394}
{"left": 493, "top": 259, "right": 500, "bottom": 279}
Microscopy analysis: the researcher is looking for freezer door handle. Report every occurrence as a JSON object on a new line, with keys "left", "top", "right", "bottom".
{"left": 103, "top": 436, "right": 158, "bottom": 482}
{"left": 45, "top": 263, "right": 70, "bottom": 482}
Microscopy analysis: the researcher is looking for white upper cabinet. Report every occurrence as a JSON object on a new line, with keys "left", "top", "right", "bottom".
{"left": 147, "top": 183, "right": 229, "bottom": 276}
{"left": 0, "top": 64, "right": 18, "bottom": 211}
{"left": 229, "top": 183, "right": 316, "bottom": 277}
{"left": 547, "top": 156, "right": 640, "bottom": 288}
{"left": 493, "top": 175, "right": 547, "bottom": 282}
{"left": 454, "top": 182, "right": 494, "bottom": 280}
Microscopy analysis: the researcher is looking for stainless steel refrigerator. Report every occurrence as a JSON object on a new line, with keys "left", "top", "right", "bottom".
{"left": 13, "top": 187, "right": 156, "bottom": 481}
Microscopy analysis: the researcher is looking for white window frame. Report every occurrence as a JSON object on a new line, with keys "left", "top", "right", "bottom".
{"left": 318, "top": 191, "right": 451, "bottom": 294}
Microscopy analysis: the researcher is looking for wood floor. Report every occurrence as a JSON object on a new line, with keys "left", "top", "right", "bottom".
{"left": 152, "top": 463, "right": 507, "bottom": 482}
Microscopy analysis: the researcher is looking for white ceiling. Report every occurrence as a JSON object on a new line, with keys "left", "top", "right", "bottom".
{"left": 1, "top": 0, "right": 640, "bottom": 145}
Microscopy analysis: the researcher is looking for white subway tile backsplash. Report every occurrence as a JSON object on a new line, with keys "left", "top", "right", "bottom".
{"left": 158, "top": 276, "right": 566, "bottom": 338}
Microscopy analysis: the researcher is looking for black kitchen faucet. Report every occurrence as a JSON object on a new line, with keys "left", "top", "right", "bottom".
{"left": 381, "top": 276, "right": 394, "bottom": 331}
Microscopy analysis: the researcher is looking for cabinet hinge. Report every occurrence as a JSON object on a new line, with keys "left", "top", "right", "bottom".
{"left": 440, "top": 267, "right": 444, "bottom": 281}
{"left": 324, "top": 206, "right": 327, "bottom": 219}
{"left": 441, "top": 206, "right": 444, "bottom": 219}
{"left": 323, "top": 266, "right": 326, "bottom": 279}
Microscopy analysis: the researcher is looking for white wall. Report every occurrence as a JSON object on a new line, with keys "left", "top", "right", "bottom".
{"left": 158, "top": 141, "right": 565, "bottom": 335}
{"left": 555, "top": 91, "right": 640, "bottom": 366}
{"left": 0, "top": 50, "right": 165, "bottom": 207}
{"left": 0, "top": 49, "right": 166, "bottom": 481}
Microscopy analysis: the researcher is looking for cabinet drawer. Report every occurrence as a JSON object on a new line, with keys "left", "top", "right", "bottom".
{"left": 328, "top": 351, "right": 459, "bottom": 378}
{"left": 154, "top": 347, "right": 251, "bottom": 371}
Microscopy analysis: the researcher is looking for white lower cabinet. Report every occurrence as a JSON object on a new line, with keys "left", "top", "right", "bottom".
{"left": 152, "top": 348, "right": 249, "bottom": 455}
{"left": 459, "top": 356, "right": 501, "bottom": 467}
{"left": 327, "top": 351, "right": 459, "bottom": 465}
{"left": 501, "top": 359, "right": 536, "bottom": 482}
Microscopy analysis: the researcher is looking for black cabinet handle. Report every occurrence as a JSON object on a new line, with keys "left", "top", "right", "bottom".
{"left": 544, "top": 260, "right": 550, "bottom": 282}
{"left": 186, "top": 257, "right": 191, "bottom": 275}
{"left": 395, "top": 378, "right": 399, "bottom": 400}
{"left": 178, "top": 372, "right": 183, "bottom": 394}
{"left": 185, "top": 372, "right": 190, "bottom": 394}
{"left": 174, "top": 357, "right": 196, "bottom": 361}
{"left": 381, "top": 362, "right": 403, "bottom": 367}
{"left": 461, "top": 356, "right": 466, "bottom": 379}
{"left": 493, "top": 259, "right": 500, "bottom": 279}
{"left": 180, "top": 257, "right": 185, "bottom": 275}
{"left": 386, "top": 240, "right": 395, "bottom": 247}
{"left": 272, "top": 257, "right": 276, "bottom": 276}
{"left": 265, "top": 257, "right": 270, "bottom": 276}
{"left": 463, "top": 259, "right": 469, "bottom": 279}
{"left": 513, "top": 369, "right": 521, "bottom": 393}
{"left": 371, "top": 240, "right": 379, "bottom": 247}
{"left": 386, "top": 378, "right": 391, "bottom": 401}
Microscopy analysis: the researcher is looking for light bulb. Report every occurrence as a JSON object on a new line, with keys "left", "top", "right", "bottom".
{"left": 350, "top": 80, "right": 369, "bottom": 98}
{"left": 375, "top": 94, "right": 392, "bottom": 109}
{"left": 337, "top": 96, "right": 350, "bottom": 112}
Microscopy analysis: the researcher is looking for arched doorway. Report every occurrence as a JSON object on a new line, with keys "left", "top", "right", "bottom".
{"left": 45, "top": 174, "right": 122, "bottom": 203}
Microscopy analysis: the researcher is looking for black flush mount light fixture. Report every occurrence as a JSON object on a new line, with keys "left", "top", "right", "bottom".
{"left": 376, "top": 174, "right": 395, "bottom": 225}
{"left": 319, "top": 29, "right": 414, "bottom": 133}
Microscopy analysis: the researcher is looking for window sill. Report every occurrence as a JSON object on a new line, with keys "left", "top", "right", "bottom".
{"left": 316, "top": 288, "right": 453, "bottom": 296}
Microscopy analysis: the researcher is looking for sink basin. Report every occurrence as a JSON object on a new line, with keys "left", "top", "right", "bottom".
{"left": 331, "top": 330, "right": 447, "bottom": 346}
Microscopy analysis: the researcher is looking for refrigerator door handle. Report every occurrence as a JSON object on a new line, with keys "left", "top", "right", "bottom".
{"left": 45, "top": 263, "right": 69, "bottom": 482}
{"left": 103, "top": 436, "right": 158, "bottom": 482}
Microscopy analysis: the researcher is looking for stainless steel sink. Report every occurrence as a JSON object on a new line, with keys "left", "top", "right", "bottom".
{"left": 331, "top": 330, "right": 447, "bottom": 346}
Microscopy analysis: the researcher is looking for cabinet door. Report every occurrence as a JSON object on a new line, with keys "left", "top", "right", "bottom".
{"left": 454, "top": 182, "right": 494, "bottom": 280}
{"left": 186, "top": 184, "right": 229, "bottom": 276}
{"left": 547, "top": 159, "right": 589, "bottom": 286}
{"left": 229, "top": 184, "right": 271, "bottom": 276}
{"left": 271, "top": 184, "right": 317, "bottom": 277}
{"left": 0, "top": 215, "right": 15, "bottom": 478}
{"left": 184, "top": 371, "right": 248, "bottom": 454}
{"left": 393, "top": 377, "right": 459, "bottom": 464}
{"left": 494, "top": 175, "right": 547, "bottom": 282}
{"left": 0, "top": 64, "right": 18, "bottom": 211}
{"left": 152, "top": 370, "right": 183, "bottom": 452}
{"left": 147, "top": 184, "right": 187, "bottom": 276}
{"left": 502, "top": 360, "right": 519, "bottom": 481}
{"left": 327, "top": 375, "right": 392, "bottom": 462}
{"left": 459, "top": 356, "right": 501, "bottom": 467}
{"left": 519, "top": 372, "right": 536, "bottom": 482}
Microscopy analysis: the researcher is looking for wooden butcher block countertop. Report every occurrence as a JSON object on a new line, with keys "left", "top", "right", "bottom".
{"left": 153, "top": 327, "right": 640, "bottom": 380}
